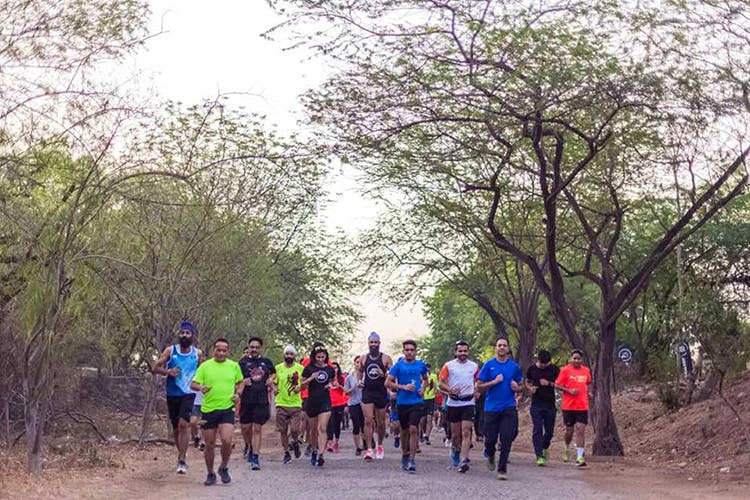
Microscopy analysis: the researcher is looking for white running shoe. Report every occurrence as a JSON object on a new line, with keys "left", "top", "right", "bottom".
{"left": 376, "top": 445, "right": 384, "bottom": 459}
{"left": 176, "top": 461, "right": 187, "bottom": 474}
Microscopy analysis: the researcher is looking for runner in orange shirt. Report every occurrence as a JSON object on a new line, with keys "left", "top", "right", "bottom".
{"left": 550, "top": 349, "right": 592, "bottom": 467}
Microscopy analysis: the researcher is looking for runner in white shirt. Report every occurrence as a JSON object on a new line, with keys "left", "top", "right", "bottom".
{"left": 438, "top": 341, "right": 478, "bottom": 473}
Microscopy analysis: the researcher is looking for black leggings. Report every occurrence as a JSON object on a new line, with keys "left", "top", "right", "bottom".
{"left": 349, "top": 404, "right": 365, "bottom": 436}
{"left": 327, "top": 405, "right": 345, "bottom": 440}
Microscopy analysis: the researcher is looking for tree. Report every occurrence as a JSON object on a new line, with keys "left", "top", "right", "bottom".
{"left": 272, "top": 0, "right": 750, "bottom": 455}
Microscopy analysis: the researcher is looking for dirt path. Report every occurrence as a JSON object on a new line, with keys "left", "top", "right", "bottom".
{"left": 71, "top": 427, "right": 743, "bottom": 500}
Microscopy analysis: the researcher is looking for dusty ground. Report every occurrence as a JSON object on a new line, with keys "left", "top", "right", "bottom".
{"left": 2, "top": 424, "right": 746, "bottom": 500}
{"left": 4, "top": 373, "right": 750, "bottom": 499}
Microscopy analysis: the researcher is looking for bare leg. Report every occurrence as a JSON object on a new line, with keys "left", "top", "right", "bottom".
{"left": 460, "top": 421, "right": 472, "bottom": 462}
{"left": 374, "top": 408, "right": 386, "bottom": 445}
{"left": 362, "top": 403, "right": 375, "bottom": 450}
{"left": 251, "top": 423, "right": 263, "bottom": 456}
{"left": 202, "top": 428, "right": 217, "bottom": 473}
{"left": 218, "top": 423, "right": 233, "bottom": 468}
{"left": 241, "top": 423, "right": 253, "bottom": 454}
{"left": 317, "top": 412, "right": 331, "bottom": 457}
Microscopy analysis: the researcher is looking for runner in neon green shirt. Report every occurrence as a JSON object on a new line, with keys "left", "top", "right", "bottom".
{"left": 420, "top": 366, "right": 439, "bottom": 445}
{"left": 191, "top": 338, "right": 243, "bottom": 486}
{"left": 273, "top": 345, "right": 305, "bottom": 464}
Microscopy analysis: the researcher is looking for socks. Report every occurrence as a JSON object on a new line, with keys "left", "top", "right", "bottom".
{"left": 576, "top": 447, "right": 585, "bottom": 460}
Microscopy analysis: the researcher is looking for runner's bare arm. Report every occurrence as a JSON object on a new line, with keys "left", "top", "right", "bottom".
{"left": 384, "top": 373, "right": 399, "bottom": 391}
{"left": 153, "top": 347, "right": 176, "bottom": 376}
{"left": 383, "top": 353, "right": 394, "bottom": 370}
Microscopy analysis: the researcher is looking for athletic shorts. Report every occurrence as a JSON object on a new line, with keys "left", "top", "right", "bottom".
{"left": 276, "top": 406, "right": 303, "bottom": 434}
{"left": 305, "top": 398, "right": 332, "bottom": 418}
{"left": 397, "top": 404, "right": 424, "bottom": 429}
{"left": 447, "top": 405, "right": 475, "bottom": 423}
{"left": 423, "top": 399, "right": 435, "bottom": 415}
{"left": 361, "top": 388, "right": 388, "bottom": 409}
{"left": 167, "top": 393, "right": 196, "bottom": 429}
{"left": 562, "top": 410, "right": 588, "bottom": 426}
{"left": 201, "top": 408, "right": 234, "bottom": 429}
{"left": 239, "top": 400, "right": 270, "bottom": 425}
{"left": 191, "top": 404, "right": 202, "bottom": 419}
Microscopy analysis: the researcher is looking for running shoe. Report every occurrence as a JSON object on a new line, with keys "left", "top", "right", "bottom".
{"left": 251, "top": 455, "right": 261, "bottom": 471}
{"left": 198, "top": 441, "right": 205, "bottom": 451}
{"left": 542, "top": 448, "right": 549, "bottom": 460}
{"left": 292, "top": 440, "right": 301, "bottom": 459}
{"left": 458, "top": 459, "right": 470, "bottom": 473}
{"left": 407, "top": 459, "right": 417, "bottom": 473}
{"left": 450, "top": 448, "right": 460, "bottom": 468}
{"left": 310, "top": 451, "right": 318, "bottom": 466}
{"left": 420, "top": 434, "right": 425, "bottom": 443}
{"left": 204, "top": 472, "right": 217, "bottom": 486}
{"left": 496, "top": 471, "right": 508, "bottom": 481}
{"left": 355, "top": 448, "right": 362, "bottom": 456}
{"left": 193, "top": 436, "right": 200, "bottom": 448}
{"left": 576, "top": 457, "right": 587, "bottom": 468}
{"left": 364, "top": 448, "right": 374, "bottom": 461}
{"left": 394, "top": 436, "right": 400, "bottom": 448}
{"left": 486, "top": 453, "right": 495, "bottom": 471}
{"left": 536, "top": 457, "right": 546, "bottom": 466}
{"left": 218, "top": 467, "right": 231, "bottom": 484}
{"left": 283, "top": 451, "right": 292, "bottom": 465}
{"left": 317, "top": 455, "right": 325, "bottom": 467}
{"left": 176, "top": 460, "right": 187, "bottom": 474}
{"left": 425, "top": 438, "right": 431, "bottom": 446}
{"left": 376, "top": 445, "right": 385, "bottom": 459}
{"left": 562, "top": 448, "right": 570, "bottom": 462}
{"left": 333, "top": 441, "right": 340, "bottom": 453}
{"left": 401, "top": 455, "right": 408, "bottom": 471}
{"left": 304, "top": 444, "right": 312, "bottom": 457}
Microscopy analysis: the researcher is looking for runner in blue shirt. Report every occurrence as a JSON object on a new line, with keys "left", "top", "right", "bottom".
{"left": 476, "top": 338, "right": 523, "bottom": 480}
{"left": 386, "top": 339, "right": 428, "bottom": 473}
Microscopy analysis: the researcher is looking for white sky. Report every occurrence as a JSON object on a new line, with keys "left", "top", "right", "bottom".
{"left": 135, "top": 0, "right": 428, "bottom": 352}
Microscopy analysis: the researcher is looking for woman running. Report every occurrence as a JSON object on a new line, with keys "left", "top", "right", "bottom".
{"left": 326, "top": 361, "right": 348, "bottom": 453}
{"left": 301, "top": 346, "right": 338, "bottom": 466}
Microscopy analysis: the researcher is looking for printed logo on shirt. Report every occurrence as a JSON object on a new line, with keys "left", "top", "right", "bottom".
{"left": 367, "top": 365, "right": 382, "bottom": 380}
{"left": 287, "top": 372, "right": 300, "bottom": 391}
{"left": 316, "top": 370, "right": 330, "bottom": 384}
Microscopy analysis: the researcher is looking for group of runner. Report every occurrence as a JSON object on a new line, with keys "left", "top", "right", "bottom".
{"left": 155, "top": 323, "right": 592, "bottom": 486}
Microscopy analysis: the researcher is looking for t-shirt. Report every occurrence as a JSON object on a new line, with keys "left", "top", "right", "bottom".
{"left": 192, "top": 358, "right": 243, "bottom": 413}
{"left": 274, "top": 362, "right": 304, "bottom": 408}
{"left": 344, "top": 373, "right": 362, "bottom": 405}
{"left": 302, "top": 364, "right": 336, "bottom": 405}
{"left": 526, "top": 363, "right": 560, "bottom": 409}
{"left": 477, "top": 357, "right": 523, "bottom": 412}
{"left": 330, "top": 385, "right": 349, "bottom": 407}
{"left": 238, "top": 356, "right": 275, "bottom": 404}
{"left": 166, "top": 345, "right": 200, "bottom": 396}
{"left": 423, "top": 372, "right": 438, "bottom": 400}
{"left": 555, "top": 364, "right": 592, "bottom": 411}
{"left": 389, "top": 358, "right": 428, "bottom": 406}
{"left": 439, "top": 359, "right": 478, "bottom": 407}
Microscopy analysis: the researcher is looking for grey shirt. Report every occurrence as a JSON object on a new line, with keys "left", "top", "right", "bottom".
{"left": 344, "top": 373, "right": 362, "bottom": 405}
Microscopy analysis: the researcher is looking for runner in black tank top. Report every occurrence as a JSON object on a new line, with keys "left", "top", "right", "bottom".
{"left": 358, "top": 332, "right": 393, "bottom": 460}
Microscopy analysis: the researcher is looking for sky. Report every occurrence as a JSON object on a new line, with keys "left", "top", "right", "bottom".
{"left": 134, "top": 0, "right": 428, "bottom": 352}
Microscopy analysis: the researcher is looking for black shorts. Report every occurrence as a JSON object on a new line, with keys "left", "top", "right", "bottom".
{"left": 239, "top": 400, "right": 270, "bottom": 425}
{"left": 423, "top": 399, "right": 435, "bottom": 415}
{"left": 361, "top": 388, "right": 388, "bottom": 409}
{"left": 562, "top": 410, "right": 588, "bottom": 426}
{"left": 447, "top": 405, "right": 475, "bottom": 423}
{"left": 201, "top": 408, "right": 235, "bottom": 429}
{"left": 305, "top": 398, "right": 332, "bottom": 418}
{"left": 397, "top": 404, "right": 424, "bottom": 429}
{"left": 167, "top": 393, "right": 196, "bottom": 429}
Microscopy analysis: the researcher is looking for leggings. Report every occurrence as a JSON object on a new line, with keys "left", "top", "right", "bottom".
{"left": 327, "top": 405, "right": 345, "bottom": 440}
{"left": 349, "top": 404, "right": 365, "bottom": 435}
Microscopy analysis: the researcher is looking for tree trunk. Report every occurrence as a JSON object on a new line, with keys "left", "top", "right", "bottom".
{"left": 592, "top": 320, "right": 624, "bottom": 456}
{"left": 23, "top": 377, "right": 49, "bottom": 473}
{"left": 139, "top": 373, "right": 159, "bottom": 444}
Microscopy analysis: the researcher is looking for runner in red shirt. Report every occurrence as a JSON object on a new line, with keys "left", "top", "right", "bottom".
{"left": 551, "top": 349, "right": 592, "bottom": 467}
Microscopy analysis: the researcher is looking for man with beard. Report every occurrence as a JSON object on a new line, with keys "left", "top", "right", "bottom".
{"left": 438, "top": 340, "right": 478, "bottom": 473}
{"left": 357, "top": 331, "right": 393, "bottom": 461}
{"left": 274, "top": 345, "right": 304, "bottom": 464}
{"left": 238, "top": 336, "right": 276, "bottom": 470}
{"left": 154, "top": 320, "right": 204, "bottom": 474}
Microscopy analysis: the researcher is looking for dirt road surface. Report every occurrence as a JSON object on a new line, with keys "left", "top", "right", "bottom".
{"left": 103, "top": 428, "right": 743, "bottom": 500}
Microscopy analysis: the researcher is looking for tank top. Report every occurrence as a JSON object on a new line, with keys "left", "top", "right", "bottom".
{"left": 363, "top": 353, "right": 386, "bottom": 391}
{"left": 166, "top": 345, "right": 199, "bottom": 396}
